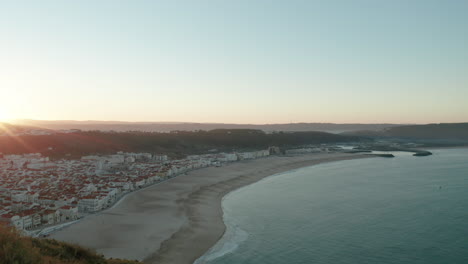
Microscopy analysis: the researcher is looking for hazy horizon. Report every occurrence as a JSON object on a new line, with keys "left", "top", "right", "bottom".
{"left": 2, "top": 118, "right": 467, "bottom": 127}
{"left": 5, "top": 118, "right": 416, "bottom": 125}
{"left": 1, "top": 1, "right": 467, "bottom": 124}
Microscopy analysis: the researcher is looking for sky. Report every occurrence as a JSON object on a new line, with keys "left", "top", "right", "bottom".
{"left": 0, "top": 0, "right": 467, "bottom": 124}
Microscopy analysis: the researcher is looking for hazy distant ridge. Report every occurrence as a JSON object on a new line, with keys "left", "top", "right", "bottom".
{"left": 384, "top": 123, "right": 468, "bottom": 139}
{"left": 343, "top": 123, "right": 468, "bottom": 140}
{"left": 12, "top": 120, "right": 400, "bottom": 133}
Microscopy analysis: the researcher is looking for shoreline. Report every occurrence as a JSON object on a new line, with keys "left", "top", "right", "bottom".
{"left": 422, "top": 145, "right": 468, "bottom": 150}
{"left": 51, "top": 153, "right": 376, "bottom": 263}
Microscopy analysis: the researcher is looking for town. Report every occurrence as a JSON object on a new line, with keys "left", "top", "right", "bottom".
{"left": 0, "top": 148, "right": 287, "bottom": 236}
{"left": 0, "top": 138, "right": 430, "bottom": 237}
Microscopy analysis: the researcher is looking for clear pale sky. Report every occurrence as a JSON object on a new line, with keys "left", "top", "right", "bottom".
{"left": 1, "top": 0, "right": 467, "bottom": 124}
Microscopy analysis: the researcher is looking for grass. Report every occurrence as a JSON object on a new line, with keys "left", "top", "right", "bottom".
{"left": 0, "top": 225, "right": 141, "bottom": 264}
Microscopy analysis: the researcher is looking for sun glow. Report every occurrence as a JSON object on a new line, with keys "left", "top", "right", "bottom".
{"left": 0, "top": 109, "right": 12, "bottom": 122}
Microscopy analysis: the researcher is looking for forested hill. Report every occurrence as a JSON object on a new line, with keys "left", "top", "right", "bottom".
{"left": 383, "top": 123, "right": 468, "bottom": 139}
{"left": 343, "top": 123, "right": 468, "bottom": 141}
{"left": 0, "top": 129, "right": 358, "bottom": 159}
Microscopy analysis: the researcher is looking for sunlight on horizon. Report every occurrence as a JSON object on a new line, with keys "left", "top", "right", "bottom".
{"left": 0, "top": 109, "right": 12, "bottom": 122}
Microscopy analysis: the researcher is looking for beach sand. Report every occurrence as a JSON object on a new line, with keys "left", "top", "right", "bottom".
{"left": 51, "top": 153, "right": 374, "bottom": 264}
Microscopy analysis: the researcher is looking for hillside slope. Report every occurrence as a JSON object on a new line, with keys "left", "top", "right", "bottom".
{"left": 384, "top": 123, "right": 468, "bottom": 139}
{"left": 0, "top": 225, "right": 139, "bottom": 264}
{"left": 343, "top": 123, "right": 468, "bottom": 141}
{"left": 0, "top": 129, "right": 358, "bottom": 158}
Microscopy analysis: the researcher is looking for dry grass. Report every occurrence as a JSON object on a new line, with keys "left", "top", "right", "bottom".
{"left": 0, "top": 225, "right": 141, "bottom": 264}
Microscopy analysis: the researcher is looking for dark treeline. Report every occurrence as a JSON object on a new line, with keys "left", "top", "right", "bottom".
{"left": 0, "top": 129, "right": 358, "bottom": 159}
{"left": 342, "top": 123, "right": 468, "bottom": 146}
{"left": 383, "top": 123, "right": 468, "bottom": 139}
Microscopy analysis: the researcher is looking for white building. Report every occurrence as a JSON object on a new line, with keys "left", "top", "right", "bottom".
{"left": 78, "top": 196, "right": 102, "bottom": 213}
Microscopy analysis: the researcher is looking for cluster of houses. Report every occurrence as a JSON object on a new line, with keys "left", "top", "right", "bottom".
{"left": 0, "top": 148, "right": 272, "bottom": 233}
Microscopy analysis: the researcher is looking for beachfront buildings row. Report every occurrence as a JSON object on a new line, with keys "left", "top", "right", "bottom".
{"left": 0, "top": 149, "right": 271, "bottom": 233}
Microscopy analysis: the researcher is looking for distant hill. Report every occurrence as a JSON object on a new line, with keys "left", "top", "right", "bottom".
{"left": 0, "top": 122, "right": 55, "bottom": 136}
{"left": 0, "top": 122, "right": 23, "bottom": 134}
{"left": 343, "top": 123, "right": 468, "bottom": 141}
{"left": 12, "top": 120, "right": 400, "bottom": 133}
{"left": 0, "top": 129, "right": 358, "bottom": 158}
{"left": 0, "top": 122, "right": 37, "bottom": 135}
{"left": 384, "top": 123, "right": 468, "bottom": 139}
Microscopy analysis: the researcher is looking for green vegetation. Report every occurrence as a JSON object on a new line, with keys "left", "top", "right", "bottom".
{"left": 342, "top": 123, "right": 468, "bottom": 148}
{"left": 0, "top": 225, "right": 140, "bottom": 264}
{"left": 345, "top": 123, "right": 468, "bottom": 141}
{"left": 384, "top": 123, "right": 468, "bottom": 139}
{"left": 0, "top": 129, "right": 358, "bottom": 159}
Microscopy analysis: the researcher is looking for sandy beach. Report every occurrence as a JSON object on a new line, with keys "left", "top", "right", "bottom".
{"left": 51, "top": 153, "right": 374, "bottom": 264}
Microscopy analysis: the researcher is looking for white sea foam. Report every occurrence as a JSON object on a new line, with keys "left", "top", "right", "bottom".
{"left": 194, "top": 171, "right": 295, "bottom": 264}
{"left": 194, "top": 222, "right": 249, "bottom": 264}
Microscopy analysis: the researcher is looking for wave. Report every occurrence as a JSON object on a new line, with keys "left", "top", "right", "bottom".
{"left": 194, "top": 223, "right": 249, "bottom": 264}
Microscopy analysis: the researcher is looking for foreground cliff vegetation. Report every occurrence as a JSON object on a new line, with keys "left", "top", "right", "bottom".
{"left": 0, "top": 225, "right": 140, "bottom": 264}
{"left": 0, "top": 129, "right": 358, "bottom": 159}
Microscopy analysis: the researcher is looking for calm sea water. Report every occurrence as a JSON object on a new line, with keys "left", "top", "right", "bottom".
{"left": 197, "top": 149, "right": 468, "bottom": 264}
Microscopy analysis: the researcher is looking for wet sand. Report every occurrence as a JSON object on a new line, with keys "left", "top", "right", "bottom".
{"left": 51, "top": 153, "right": 374, "bottom": 263}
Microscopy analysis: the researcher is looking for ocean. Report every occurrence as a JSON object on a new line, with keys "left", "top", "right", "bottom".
{"left": 196, "top": 149, "right": 468, "bottom": 264}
